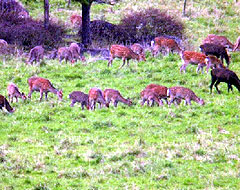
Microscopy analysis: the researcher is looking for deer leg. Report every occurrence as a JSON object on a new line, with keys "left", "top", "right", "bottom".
{"left": 39, "top": 91, "right": 44, "bottom": 101}
{"left": 168, "top": 97, "right": 174, "bottom": 107}
{"left": 214, "top": 80, "right": 221, "bottom": 94}
{"left": 45, "top": 92, "right": 48, "bottom": 101}
{"left": 141, "top": 98, "right": 146, "bottom": 106}
{"left": 81, "top": 102, "right": 85, "bottom": 110}
{"left": 28, "top": 89, "right": 33, "bottom": 99}
{"left": 180, "top": 63, "right": 188, "bottom": 73}
{"left": 228, "top": 83, "right": 233, "bottom": 93}
{"left": 70, "top": 100, "right": 76, "bottom": 107}
{"left": 210, "top": 77, "right": 217, "bottom": 94}
{"left": 15, "top": 97, "right": 18, "bottom": 103}
{"left": 119, "top": 58, "right": 126, "bottom": 69}
{"left": 113, "top": 101, "right": 118, "bottom": 107}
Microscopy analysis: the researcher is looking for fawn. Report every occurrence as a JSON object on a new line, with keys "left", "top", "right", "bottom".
{"left": 68, "top": 91, "right": 89, "bottom": 110}
{"left": 130, "top": 43, "right": 146, "bottom": 61}
{"left": 140, "top": 89, "right": 162, "bottom": 106}
{"left": 7, "top": 83, "right": 26, "bottom": 103}
{"left": 57, "top": 47, "right": 74, "bottom": 64}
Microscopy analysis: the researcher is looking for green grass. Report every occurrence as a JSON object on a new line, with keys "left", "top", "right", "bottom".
{"left": 1, "top": 0, "right": 240, "bottom": 189}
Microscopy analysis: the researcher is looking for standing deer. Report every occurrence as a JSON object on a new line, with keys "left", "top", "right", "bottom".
{"left": 103, "top": 88, "right": 132, "bottom": 107}
{"left": 140, "top": 88, "right": 162, "bottom": 107}
{"left": 69, "top": 43, "right": 82, "bottom": 62}
{"left": 7, "top": 83, "right": 26, "bottom": 103}
{"left": 88, "top": 88, "right": 108, "bottom": 110}
{"left": 108, "top": 44, "right": 141, "bottom": 68}
{"left": 0, "top": 94, "right": 14, "bottom": 113}
{"left": 180, "top": 51, "right": 207, "bottom": 73}
{"left": 152, "top": 36, "right": 182, "bottom": 56}
{"left": 27, "top": 77, "right": 63, "bottom": 101}
{"left": 27, "top": 46, "right": 44, "bottom": 65}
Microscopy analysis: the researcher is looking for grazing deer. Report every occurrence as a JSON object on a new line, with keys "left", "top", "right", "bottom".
{"left": 168, "top": 86, "right": 205, "bottom": 106}
{"left": 57, "top": 47, "right": 74, "bottom": 64}
{"left": 210, "top": 68, "right": 240, "bottom": 94}
{"left": 27, "top": 77, "right": 63, "bottom": 101}
{"left": 205, "top": 55, "right": 226, "bottom": 71}
{"left": 145, "top": 84, "right": 169, "bottom": 105}
{"left": 70, "top": 14, "right": 82, "bottom": 27}
{"left": 103, "top": 88, "right": 132, "bottom": 107}
{"left": 130, "top": 43, "right": 146, "bottom": 61}
{"left": 180, "top": 51, "right": 207, "bottom": 74}
{"left": 7, "top": 83, "right": 26, "bottom": 103}
{"left": 27, "top": 45, "right": 44, "bottom": 65}
{"left": 152, "top": 36, "right": 182, "bottom": 56}
{"left": 202, "top": 34, "right": 234, "bottom": 51}
{"left": 68, "top": 91, "right": 89, "bottom": 110}
{"left": 140, "top": 89, "right": 162, "bottom": 106}
{"left": 88, "top": 88, "right": 108, "bottom": 110}
{"left": 69, "top": 43, "right": 82, "bottom": 61}
{"left": 0, "top": 94, "right": 14, "bottom": 113}
{"left": 108, "top": 44, "right": 141, "bottom": 68}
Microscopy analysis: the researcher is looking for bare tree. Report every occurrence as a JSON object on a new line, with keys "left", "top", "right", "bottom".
{"left": 44, "top": 0, "right": 49, "bottom": 29}
{"left": 182, "top": 0, "right": 187, "bottom": 16}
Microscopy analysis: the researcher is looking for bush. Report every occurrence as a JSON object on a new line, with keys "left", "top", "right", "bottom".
{"left": 0, "top": 12, "right": 66, "bottom": 50}
{"left": 117, "top": 8, "right": 184, "bottom": 44}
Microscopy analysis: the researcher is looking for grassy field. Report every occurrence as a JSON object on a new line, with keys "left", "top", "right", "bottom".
{"left": 1, "top": 0, "right": 240, "bottom": 189}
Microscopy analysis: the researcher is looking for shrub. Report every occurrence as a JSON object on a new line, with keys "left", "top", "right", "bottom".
{"left": 0, "top": 12, "right": 66, "bottom": 50}
{"left": 117, "top": 8, "right": 184, "bottom": 44}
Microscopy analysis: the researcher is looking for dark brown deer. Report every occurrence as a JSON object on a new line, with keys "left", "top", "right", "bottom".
{"left": 88, "top": 88, "right": 108, "bottom": 110}
{"left": 130, "top": 43, "right": 146, "bottom": 61}
{"left": 27, "top": 45, "right": 44, "bottom": 65}
{"left": 103, "top": 88, "right": 132, "bottom": 107}
{"left": 180, "top": 51, "right": 207, "bottom": 73}
{"left": 145, "top": 84, "right": 169, "bottom": 104}
{"left": 140, "top": 89, "right": 162, "bottom": 106}
{"left": 168, "top": 86, "right": 205, "bottom": 106}
{"left": 68, "top": 91, "right": 89, "bottom": 110}
{"left": 152, "top": 36, "right": 182, "bottom": 56}
{"left": 7, "top": 83, "right": 26, "bottom": 103}
{"left": 0, "top": 94, "right": 14, "bottom": 113}
{"left": 210, "top": 68, "right": 240, "bottom": 94}
{"left": 27, "top": 77, "right": 63, "bottom": 101}
{"left": 108, "top": 44, "right": 141, "bottom": 68}
{"left": 57, "top": 47, "right": 74, "bottom": 64}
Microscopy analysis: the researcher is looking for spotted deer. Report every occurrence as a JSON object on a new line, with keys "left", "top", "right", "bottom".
{"left": 7, "top": 83, "right": 26, "bottom": 103}
{"left": 103, "top": 88, "right": 132, "bottom": 107}
{"left": 168, "top": 86, "right": 204, "bottom": 106}
{"left": 108, "top": 44, "right": 141, "bottom": 68}
{"left": 88, "top": 88, "right": 108, "bottom": 110}
{"left": 28, "top": 77, "right": 63, "bottom": 101}
{"left": 202, "top": 34, "right": 234, "bottom": 51}
{"left": 70, "top": 14, "right": 82, "bottom": 27}
{"left": 130, "top": 43, "right": 146, "bottom": 61}
{"left": 69, "top": 43, "right": 82, "bottom": 61}
{"left": 180, "top": 51, "right": 207, "bottom": 74}
{"left": 27, "top": 45, "right": 44, "bottom": 65}
{"left": 152, "top": 36, "right": 182, "bottom": 56}
{"left": 0, "top": 94, "right": 14, "bottom": 113}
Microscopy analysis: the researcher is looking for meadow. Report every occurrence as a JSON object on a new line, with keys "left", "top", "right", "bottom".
{"left": 0, "top": 0, "right": 240, "bottom": 189}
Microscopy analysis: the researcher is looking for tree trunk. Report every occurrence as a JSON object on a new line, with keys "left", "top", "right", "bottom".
{"left": 44, "top": 0, "right": 50, "bottom": 29}
{"left": 182, "top": 0, "right": 187, "bottom": 16}
{"left": 82, "top": 1, "right": 92, "bottom": 47}
{"left": 67, "top": 0, "right": 71, "bottom": 7}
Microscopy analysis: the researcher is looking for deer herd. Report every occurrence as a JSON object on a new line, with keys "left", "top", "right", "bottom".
{"left": 1, "top": 32, "right": 240, "bottom": 113}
